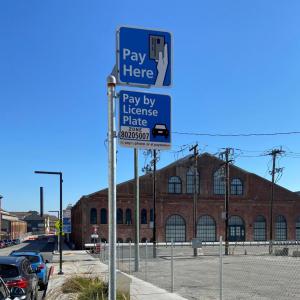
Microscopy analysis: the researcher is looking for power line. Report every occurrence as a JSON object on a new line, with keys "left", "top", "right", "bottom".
{"left": 172, "top": 130, "right": 300, "bottom": 137}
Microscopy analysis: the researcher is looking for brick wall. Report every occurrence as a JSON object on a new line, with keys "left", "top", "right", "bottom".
{"left": 71, "top": 154, "right": 300, "bottom": 248}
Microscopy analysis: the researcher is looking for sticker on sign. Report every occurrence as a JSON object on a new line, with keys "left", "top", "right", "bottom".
{"left": 119, "top": 90, "right": 171, "bottom": 149}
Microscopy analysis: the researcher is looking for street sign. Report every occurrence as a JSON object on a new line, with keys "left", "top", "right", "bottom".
{"left": 63, "top": 209, "right": 71, "bottom": 218}
{"left": 119, "top": 90, "right": 171, "bottom": 149}
{"left": 117, "top": 26, "right": 172, "bottom": 87}
{"left": 63, "top": 224, "right": 71, "bottom": 233}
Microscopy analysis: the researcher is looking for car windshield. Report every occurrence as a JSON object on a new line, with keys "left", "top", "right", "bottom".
{"left": 0, "top": 264, "right": 19, "bottom": 278}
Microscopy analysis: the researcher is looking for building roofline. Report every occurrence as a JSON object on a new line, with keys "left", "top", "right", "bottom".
{"left": 78, "top": 152, "right": 300, "bottom": 201}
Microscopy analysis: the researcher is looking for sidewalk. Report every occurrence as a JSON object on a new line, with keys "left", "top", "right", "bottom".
{"left": 46, "top": 250, "right": 188, "bottom": 300}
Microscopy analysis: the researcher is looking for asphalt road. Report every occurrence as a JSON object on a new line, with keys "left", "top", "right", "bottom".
{"left": 0, "top": 237, "right": 56, "bottom": 300}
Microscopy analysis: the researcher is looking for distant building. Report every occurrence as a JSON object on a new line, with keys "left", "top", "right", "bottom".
{"left": 71, "top": 153, "right": 300, "bottom": 249}
{"left": 10, "top": 211, "right": 58, "bottom": 234}
{"left": 1, "top": 210, "right": 27, "bottom": 239}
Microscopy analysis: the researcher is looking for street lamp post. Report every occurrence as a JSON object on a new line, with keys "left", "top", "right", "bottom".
{"left": 34, "top": 171, "right": 63, "bottom": 275}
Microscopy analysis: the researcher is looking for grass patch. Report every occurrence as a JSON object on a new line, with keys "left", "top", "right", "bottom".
{"left": 62, "top": 276, "right": 129, "bottom": 300}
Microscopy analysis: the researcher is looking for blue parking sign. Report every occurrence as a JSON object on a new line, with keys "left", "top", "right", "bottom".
{"left": 119, "top": 90, "right": 171, "bottom": 149}
{"left": 117, "top": 26, "right": 172, "bottom": 87}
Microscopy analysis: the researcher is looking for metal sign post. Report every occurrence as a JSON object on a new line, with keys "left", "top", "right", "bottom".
{"left": 107, "top": 75, "right": 117, "bottom": 300}
{"left": 134, "top": 148, "right": 140, "bottom": 271}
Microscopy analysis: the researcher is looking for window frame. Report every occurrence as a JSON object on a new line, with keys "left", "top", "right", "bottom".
{"left": 186, "top": 168, "right": 199, "bottom": 194}
{"left": 230, "top": 178, "right": 244, "bottom": 195}
{"left": 213, "top": 168, "right": 225, "bottom": 195}
{"left": 168, "top": 176, "right": 182, "bottom": 194}
{"left": 90, "top": 208, "right": 97, "bottom": 225}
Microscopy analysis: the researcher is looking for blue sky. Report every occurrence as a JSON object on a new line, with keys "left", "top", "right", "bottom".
{"left": 1, "top": 0, "right": 300, "bottom": 213}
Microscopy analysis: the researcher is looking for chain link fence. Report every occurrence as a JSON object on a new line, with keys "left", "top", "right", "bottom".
{"left": 93, "top": 239, "right": 300, "bottom": 300}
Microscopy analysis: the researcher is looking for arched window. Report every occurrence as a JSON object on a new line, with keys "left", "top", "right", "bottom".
{"left": 197, "top": 215, "right": 216, "bottom": 242}
{"left": 228, "top": 216, "right": 245, "bottom": 241}
{"left": 125, "top": 208, "right": 132, "bottom": 225}
{"left": 90, "top": 208, "right": 97, "bottom": 224}
{"left": 117, "top": 208, "right": 123, "bottom": 224}
{"left": 231, "top": 178, "right": 243, "bottom": 195}
{"left": 275, "top": 215, "right": 287, "bottom": 241}
{"left": 186, "top": 168, "right": 199, "bottom": 194}
{"left": 165, "top": 214, "right": 186, "bottom": 242}
{"left": 254, "top": 215, "right": 266, "bottom": 241}
{"left": 213, "top": 168, "right": 225, "bottom": 195}
{"left": 168, "top": 176, "right": 182, "bottom": 194}
{"left": 296, "top": 216, "right": 300, "bottom": 241}
{"left": 141, "top": 209, "right": 147, "bottom": 224}
{"left": 100, "top": 208, "right": 107, "bottom": 224}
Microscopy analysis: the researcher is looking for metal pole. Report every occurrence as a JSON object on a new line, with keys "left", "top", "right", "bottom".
{"left": 193, "top": 148, "right": 198, "bottom": 256}
{"left": 40, "top": 187, "right": 44, "bottom": 218}
{"left": 189, "top": 144, "right": 198, "bottom": 257}
{"left": 58, "top": 173, "right": 63, "bottom": 275}
{"left": 107, "top": 75, "right": 117, "bottom": 300}
{"left": 225, "top": 150, "right": 229, "bottom": 256}
{"left": 153, "top": 150, "right": 157, "bottom": 258}
{"left": 145, "top": 240, "right": 148, "bottom": 280}
{"left": 134, "top": 148, "right": 140, "bottom": 271}
{"left": 117, "top": 241, "right": 120, "bottom": 270}
{"left": 219, "top": 236, "right": 223, "bottom": 300}
{"left": 171, "top": 239, "right": 174, "bottom": 292}
{"left": 269, "top": 151, "right": 276, "bottom": 254}
{"left": 129, "top": 241, "right": 132, "bottom": 275}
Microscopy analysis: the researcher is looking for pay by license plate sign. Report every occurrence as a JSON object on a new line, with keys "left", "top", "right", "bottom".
{"left": 119, "top": 90, "right": 171, "bottom": 149}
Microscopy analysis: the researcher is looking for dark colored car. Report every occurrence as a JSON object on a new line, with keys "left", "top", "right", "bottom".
{"left": 10, "top": 252, "right": 48, "bottom": 290}
{"left": 0, "top": 256, "right": 39, "bottom": 300}
{"left": 11, "top": 240, "right": 20, "bottom": 246}
{"left": 0, "top": 241, "right": 5, "bottom": 249}
{"left": 152, "top": 124, "right": 169, "bottom": 138}
{"left": 0, "top": 276, "right": 12, "bottom": 299}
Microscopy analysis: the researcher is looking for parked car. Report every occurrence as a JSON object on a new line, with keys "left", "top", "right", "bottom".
{"left": 11, "top": 240, "right": 20, "bottom": 246}
{"left": 0, "top": 241, "right": 5, "bottom": 249}
{"left": 10, "top": 251, "right": 48, "bottom": 290}
{"left": 0, "top": 256, "right": 39, "bottom": 300}
{"left": 0, "top": 276, "right": 12, "bottom": 299}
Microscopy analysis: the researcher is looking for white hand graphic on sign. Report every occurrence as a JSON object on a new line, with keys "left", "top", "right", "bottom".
{"left": 155, "top": 44, "right": 168, "bottom": 86}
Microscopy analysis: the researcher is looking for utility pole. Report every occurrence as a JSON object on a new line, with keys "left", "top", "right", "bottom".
{"left": 219, "top": 148, "right": 233, "bottom": 255}
{"left": 152, "top": 149, "right": 157, "bottom": 258}
{"left": 268, "top": 147, "right": 285, "bottom": 254}
{"left": 189, "top": 144, "right": 198, "bottom": 257}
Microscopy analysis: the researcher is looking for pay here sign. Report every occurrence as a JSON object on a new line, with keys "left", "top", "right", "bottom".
{"left": 119, "top": 90, "right": 171, "bottom": 149}
{"left": 117, "top": 26, "right": 172, "bottom": 87}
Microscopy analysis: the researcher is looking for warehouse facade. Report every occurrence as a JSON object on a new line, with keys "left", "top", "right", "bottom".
{"left": 71, "top": 153, "right": 300, "bottom": 249}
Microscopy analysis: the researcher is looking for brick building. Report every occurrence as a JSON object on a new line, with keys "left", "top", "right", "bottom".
{"left": 1, "top": 210, "right": 27, "bottom": 239}
{"left": 71, "top": 153, "right": 300, "bottom": 249}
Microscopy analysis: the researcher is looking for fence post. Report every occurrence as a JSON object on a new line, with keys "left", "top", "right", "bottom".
{"left": 129, "top": 241, "right": 132, "bottom": 275}
{"left": 122, "top": 242, "right": 124, "bottom": 271}
{"left": 219, "top": 236, "right": 223, "bottom": 300}
{"left": 117, "top": 241, "right": 120, "bottom": 270}
{"left": 171, "top": 239, "right": 174, "bottom": 292}
{"left": 145, "top": 240, "right": 148, "bottom": 280}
